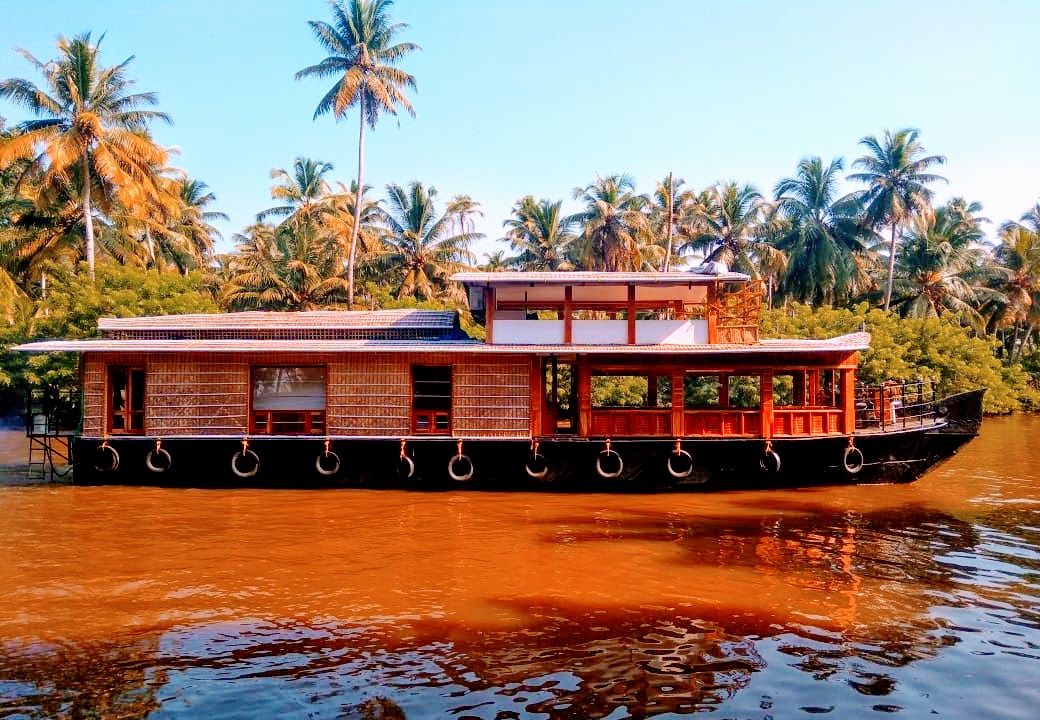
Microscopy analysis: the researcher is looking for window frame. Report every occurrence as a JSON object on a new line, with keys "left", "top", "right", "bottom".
{"left": 108, "top": 365, "right": 146, "bottom": 435}
{"left": 250, "top": 365, "right": 327, "bottom": 436}
{"left": 412, "top": 365, "right": 453, "bottom": 435}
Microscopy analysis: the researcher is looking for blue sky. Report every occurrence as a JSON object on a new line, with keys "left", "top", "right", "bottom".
{"left": 1, "top": 0, "right": 1038, "bottom": 260}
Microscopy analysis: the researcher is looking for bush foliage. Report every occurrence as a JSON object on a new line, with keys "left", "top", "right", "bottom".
{"left": 761, "top": 303, "right": 1038, "bottom": 413}
{"left": 0, "top": 263, "right": 218, "bottom": 402}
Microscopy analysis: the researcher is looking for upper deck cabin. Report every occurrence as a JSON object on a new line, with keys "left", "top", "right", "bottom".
{"left": 454, "top": 271, "right": 762, "bottom": 346}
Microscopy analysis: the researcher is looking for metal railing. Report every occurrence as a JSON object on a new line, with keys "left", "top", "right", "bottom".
{"left": 854, "top": 380, "right": 938, "bottom": 431}
{"left": 25, "top": 386, "right": 81, "bottom": 437}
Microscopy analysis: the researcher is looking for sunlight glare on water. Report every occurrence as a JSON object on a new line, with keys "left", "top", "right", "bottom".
{"left": 0, "top": 416, "right": 1038, "bottom": 718}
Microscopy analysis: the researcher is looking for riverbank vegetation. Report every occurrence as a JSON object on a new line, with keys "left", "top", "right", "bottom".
{"left": 1, "top": 1, "right": 1038, "bottom": 415}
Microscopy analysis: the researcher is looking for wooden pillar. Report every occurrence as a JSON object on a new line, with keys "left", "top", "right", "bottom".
{"left": 671, "top": 370, "right": 684, "bottom": 436}
{"left": 627, "top": 284, "right": 637, "bottom": 344}
{"left": 564, "top": 286, "right": 573, "bottom": 344}
{"left": 842, "top": 365, "right": 857, "bottom": 435}
{"left": 761, "top": 370, "right": 773, "bottom": 439}
{"left": 530, "top": 357, "right": 542, "bottom": 436}
{"left": 485, "top": 287, "right": 495, "bottom": 344}
{"left": 577, "top": 358, "right": 591, "bottom": 436}
{"left": 706, "top": 282, "right": 718, "bottom": 344}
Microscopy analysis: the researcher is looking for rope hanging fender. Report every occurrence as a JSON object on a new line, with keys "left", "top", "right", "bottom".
{"left": 525, "top": 439, "right": 549, "bottom": 480}
{"left": 759, "top": 440, "right": 781, "bottom": 473}
{"left": 94, "top": 440, "right": 120, "bottom": 473}
{"left": 231, "top": 437, "right": 259, "bottom": 478}
{"left": 843, "top": 438, "right": 864, "bottom": 475}
{"left": 596, "top": 439, "right": 623, "bottom": 479}
{"left": 667, "top": 439, "right": 694, "bottom": 479}
{"left": 316, "top": 438, "right": 340, "bottom": 476}
{"left": 447, "top": 440, "right": 474, "bottom": 482}
{"left": 145, "top": 437, "right": 172, "bottom": 473}
{"left": 396, "top": 439, "right": 415, "bottom": 479}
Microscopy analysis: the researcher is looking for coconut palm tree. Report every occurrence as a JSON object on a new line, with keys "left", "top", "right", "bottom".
{"left": 171, "top": 179, "right": 228, "bottom": 265}
{"left": 679, "top": 181, "right": 780, "bottom": 277}
{"left": 571, "top": 174, "right": 656, "bottom": 271}
{"left": 480, "top": 250, "right": 510, "bottom": 272}
{"left": 0, "top": 33, "right": 171, "bottom": 280}
{"left": 0, "top": 174, "right": 89, "bottom": 288}
{"left": 773, "top": 156, "right": 873, "bottom": 305}
{"left": 650, "top": 173, "right": 692, "bottom": 271}
{"left": 222, "top": 222, "right": 349, "bottom": 311}
{"left": 319, "top": 180, "right": 384, "bottom": 289}
{"left": 375, "top": 181, "right": 479, "bottom": 302}
{"left": 131, "top": 177, "right": 227, "bottom": 273}
{"left": 890, "top": 201, "right": 996, "bottom": 329}
{"left": 503, "top": 196, "right": 576, "bottom": 271}
{"left": 991, "top": 203, "right": 1040, "bottom": 358}
{"left": 849, "top": 128, "right": 947, "bottom": 311}
{"left": 296, "top": 0, "right": 419, "bottom": 309}
{"left": 258, "top": 157, "right": 334, "bottom": 229}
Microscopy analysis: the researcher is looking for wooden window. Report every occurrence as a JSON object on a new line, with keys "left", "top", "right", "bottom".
{"left": 109, "top": 366, "right": 145, "bottom": 434}
{"left": 684, "top": 374, "right": 721, "bottom": 408}
{"left": 590, "top": 374, "right": 672, "bottom": 408}
{"left": 816, "top": 369, "right": 841, "bottom": 408}
{"left": 412, "top": 366, "right": 452, "bottom": 434}
{"left": 728, "top": 375, "right": 761, "bottom": 408}
{"left": 773, "top": 371, "right": 808, "bottom": 407}
{"left": 591, "top": 375, "right": 647, "bottom": 408}
{"left": 251, "top": 367, "right": 326, "bottom": 435}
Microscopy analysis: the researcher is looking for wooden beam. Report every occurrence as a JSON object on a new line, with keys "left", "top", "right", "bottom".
{"left": 842, "top": 367, "right": 857, "bottom": 435}
{"left": 671, "top": 370, "right": 684, "bottom": 437}
{"left": 485, "top": 287, "right": 495, "bottom": 344}
{"left": 707, "top": 281, "right": 718, "bottom": 344}
{"left": 761, "top": 370, "right": 773, "bottom": 439}
{"left": 627, "top": 284, "right": 636, "bottom": 344}
{"left": 564, "top": 286, "right": 573, "bottom": 344}
{"left": 529, "top": 357, "right": 542, "bottom": 436}
{"left": 577, "top": 359, "right": 591, "bottom": 436}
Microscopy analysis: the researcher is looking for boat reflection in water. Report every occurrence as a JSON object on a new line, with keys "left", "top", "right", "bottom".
{"left": 0, "top": 416, "right": 1038, "bottom": 718}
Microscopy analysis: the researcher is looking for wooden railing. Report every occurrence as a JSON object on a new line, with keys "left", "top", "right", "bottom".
{"left": 772, "top": 408, "right": 843, "bottom": 436}
{"left": 683, "top": 409, "right": 762, "bottom": 437}
{"left": 590, "top": 408, "right": 672, "bottom": 436}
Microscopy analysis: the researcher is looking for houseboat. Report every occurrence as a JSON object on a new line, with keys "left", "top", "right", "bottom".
{"left": 15, "top": 270, "right": 983, "bottom": 489}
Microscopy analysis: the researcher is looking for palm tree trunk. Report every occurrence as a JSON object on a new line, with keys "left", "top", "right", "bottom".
{"left": 663, "top": 172, "right": 674, "bottom": 272}
{"left": 1013, "top": 322, "right": 1035, "bottom": 362}
{"left": 347, "top": 98, "right": 366, "bottom": 310}
{"left": 883, "top": 223, "right": 898, "bottom": 311}
{"left": 82, "top": 150, "right": 96, "bottom": 281}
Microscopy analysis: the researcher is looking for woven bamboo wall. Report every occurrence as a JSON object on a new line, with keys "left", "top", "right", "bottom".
{"left": 82, "top": 355, "right": 108, "bottom": 436}
{"left": 82, "top": 351, "right": 533, "bottom": 438}
{"left": 327, "top": 356, "right": 410, "bottom": 435}
{"left": 453, "top": 360, "right": 531, "bottom": 438}
{"left": 148, "top": 356, "right": 249, "bottom": 435}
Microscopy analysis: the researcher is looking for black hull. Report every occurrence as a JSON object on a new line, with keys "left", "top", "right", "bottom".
{"left": 69, "top": 390, "right": 984, "bottom": 492}
{"left": 68, "top": 390, "right": 984, "bottom": 492}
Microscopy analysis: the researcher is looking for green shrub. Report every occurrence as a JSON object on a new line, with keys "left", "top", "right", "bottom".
{"left": 761, "top": 303, "right": 1038, "bottom": 413}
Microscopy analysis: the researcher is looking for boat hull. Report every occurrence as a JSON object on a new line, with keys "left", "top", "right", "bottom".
{"left": 68, "top": 390, "right": 983, "bottom": 491}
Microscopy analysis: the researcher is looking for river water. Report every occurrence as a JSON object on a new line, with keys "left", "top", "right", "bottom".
{"left": 0, "top": 416, "right": 1037, "bottom": 719}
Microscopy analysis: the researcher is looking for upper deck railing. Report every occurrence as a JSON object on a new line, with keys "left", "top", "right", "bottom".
{"left": 457, "top": 272, "right": 765, "bottom": 346}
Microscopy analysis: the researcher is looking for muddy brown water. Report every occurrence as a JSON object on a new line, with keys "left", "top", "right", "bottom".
{"left": 0, "top": 416, "right": 1037, "bottom": 719}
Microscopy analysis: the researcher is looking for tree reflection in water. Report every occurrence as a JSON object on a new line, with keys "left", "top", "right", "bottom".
{"left": 2, "top": 495, "right": 1035, "bottom": 718}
